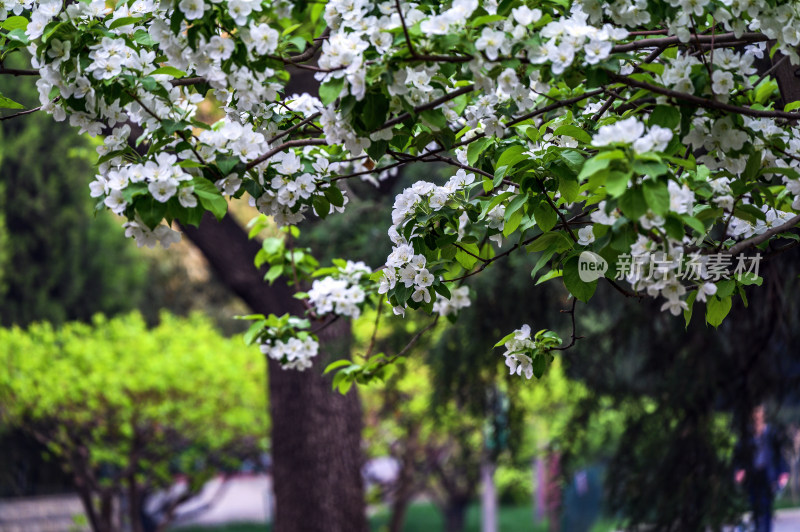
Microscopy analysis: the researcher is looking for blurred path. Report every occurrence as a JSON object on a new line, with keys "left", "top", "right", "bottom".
{"left": 774, "top": 508, "right": 800, "bottom": 531}
{"left": 169, "top": 474, "right": 272, "bottom": 527}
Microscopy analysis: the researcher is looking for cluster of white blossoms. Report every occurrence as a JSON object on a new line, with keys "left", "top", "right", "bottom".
{"left": 260, "top": 335, "right": 320, "bottom": 371}
{"left": 528, "top": 6, "right": 629, "bottom": 74}
{"left": 432, "top": 286, "right": 472, "bottom": 317}
{"left": 500, "top": 324, "right": 537, "bottom": 380}
{"left": 6, "top": 0, "right": 800, "bottom": 374}
{"left": 123, "top": 217, "right": 182, "bottom": 249}
{"left": 307, "top": 261, "right": 372, "bottom": 319}
{"left": 389, "top": 169, "right": 475, "bottom": 226}
{"left": 728, "top": 205, "right": 798, "bottom": 241}
{"left": 380, "top": 170, "right": 478, "bottom": 314}
{"left": 659, "top": 47, "right": 760, "bottom": 101}
{"left": 591, "top": 117, "right": 673, "bottom": 153}
{"left": 91, "top": 151, "right": 194, "bottom": 212}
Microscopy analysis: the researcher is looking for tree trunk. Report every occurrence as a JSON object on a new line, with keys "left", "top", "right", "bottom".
{"left": 443, "top": 498, "right": 469, "bottom": 532}
{"left": 480, "top": 460, "right": 497, "bottom": 532}
{"left": 181, "top": 213, "right": 367, "bottom": 532}
{"left": 388, "top": 496, "right": 411, "bottom": 532}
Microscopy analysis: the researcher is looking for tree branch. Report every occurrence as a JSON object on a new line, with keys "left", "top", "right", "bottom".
{"left": 727, "top": 214, "right": 800, "bottom": 256}
{"left": 607, "top": 73, "right": 800, "bottom": 120}
{"left": 610, "top": 32, "right": 769, "bottom": 53}
{"left": 245, "top": 138, "right": 327, "bottom": 170}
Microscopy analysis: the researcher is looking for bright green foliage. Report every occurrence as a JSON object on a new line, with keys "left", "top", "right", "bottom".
{"left": 0, "top": 312, "right": 268, "bottom": 529}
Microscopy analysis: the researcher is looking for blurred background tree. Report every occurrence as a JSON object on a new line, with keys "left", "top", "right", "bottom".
{"left": 560, "top": 248, "right": 800, "bottom": 531}
{"left": 0, "top": 56, "right": 147, "bottom": 328}
{"left": 0, "top": 312, "right": 268, "bottom": 532}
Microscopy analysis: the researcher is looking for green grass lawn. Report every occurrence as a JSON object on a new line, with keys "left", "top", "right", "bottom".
{"left": 172, "top": 503, "right": 552, "bottom": 532}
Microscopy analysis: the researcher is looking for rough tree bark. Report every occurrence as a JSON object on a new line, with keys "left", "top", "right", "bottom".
{"left": 181, "top": 213, "right": 367, "bottom": 532}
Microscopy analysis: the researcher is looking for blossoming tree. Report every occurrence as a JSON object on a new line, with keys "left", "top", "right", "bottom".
{"left": 3, "top": 0, "right": 800, "bottom": 460}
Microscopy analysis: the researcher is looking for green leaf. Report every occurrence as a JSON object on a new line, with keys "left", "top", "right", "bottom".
{"left": 312, "top": 195, "right": 330, "bottom": 218}
{"left": 742, "top": 150, "right": 762, "bottom": 180}
{"left": 531, "top": 354, "right": 547, "bottom": 379}
{"left": 706, "top": 295, "right": 732, "bottom": 328}
{"left": 264, "top": 264, "right": 284, "bottom": 284}
{"left": 467, "top": 138, "right": 493, "bottom": 166}
{"left": 2, "top": 16, "right": 28, "bottom": 30}
{"left": 681, "top": 214, "right": 706, "bottom": 235}
{"left": 0, "top": 94, "right": 25, "bottom": 109}
{"left": 133, "top": 29, "right": 156, "bottom": 46}
{"left": 455, "top": 243, "right": 479, "bottom": 270}
{"left": 664, "top": 214, "right": 685, "bottom": 240}
{"left": 503, "top": 210, "right": 523, "bottom": 237}
{"left": 215, "top": 156, "right": 239, "bottom": 175}
{"left": 359, "top": 91, "right": 390, "bottom": 131}
{"left": 532, "top": 199, "right": 558, "bottom": 232}
{"left": 6, "top": 28, "right": 29, "bottom": 44}
{"left": 433, "top": 282, "right": 451, "bottom": 300}
{"left": 319, "top": 77, "right": 345, "bottom": 106}
{"left": 505, "top": 193, "right": 528, "bottom": 220}
{"left": 619, "top": 187, "right": 647, "bottom": 220}
{"left": 281, "top": 23, "right": 302, "bottom": 36}
{"left": 243, "top": 320, "right": 266, "bottom": 345}
{"left": 494, "top": 332, "right": 516, "bottom": 348}
{"left": 109, "top": 16, "right": 144, "bottom": 29}
{"left": 483, "top": 191, "right": 513, "bottom": 216}
{"left": 149, "top": 66, "right": 187, "bottom": 78}
{"left": 578, "top": 150, "right": 624, "bottom": 181}
{"left": 558, "top": 176, "right": 580, "bottom": 204}
{"left": 553, "top": 124, "right": 592, "bottom": 144}
{"left": 419, "top": 109, "right": 447, "bottom": 131}
{"left": 262, "top": 237, "right": 283, "bottom": 256}
{"left": 605, "top": 170, "right": 632, "bottom": 198}
{"left": 135, "top": 195, "right": 167, "bottom": 229}
{"left": 785, "top": 101, "right": 800, "bottom": 113}
{"left": 563, "top": 256, "right": 597, "bottom": 303}
{"left": 643, "top": 180, "right": 670, "bottom": 216}
{"left": 530, "top": 247, "right": 557, "bottom": 279}
{"left": 684, "top": 290, "right": 697, "bottom": 327}
{"left": 470, "top": 14, "right": 505, "bottom": 26}
{"left": 715, "top": 279, "right": 735, "bottom": 298}
{"left": 633, "top": 158, "right": 668, "bottom": 178}
{"left": 161, "top": 119, "right": 190, "bottom": 136}
{"left": 193, "top": 177, "right": 228, "bottom": 220}
{"left": 495, "top": 145, "right": 527, "bottom": 170}
{"left": 324, "top": 185, "right": 344, "bottom": 207}
{"left": 324, "top": 359, "right": 352, "bottom": 375}
{"left": 648, "top": 105, "right": 680, "bottom": 129}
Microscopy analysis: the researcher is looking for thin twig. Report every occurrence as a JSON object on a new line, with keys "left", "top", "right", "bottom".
{"left": 245, "top": 138, "right": 327, "bottom": 170}
{"left": 0, "top": 105, "right": 42, "bottom": 121}
{"left": 554, "top": 298, "right": 583, "bottom": 351}
{"left": 267, "top": 112, "right": 321, "bottom": 144}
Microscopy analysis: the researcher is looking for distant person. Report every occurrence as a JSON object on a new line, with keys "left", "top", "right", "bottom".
{"left": 734, "top": 404, "right": 790, "bottom": 532}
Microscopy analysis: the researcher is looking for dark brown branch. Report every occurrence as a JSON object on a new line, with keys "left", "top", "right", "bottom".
{"left": 553, "top": 298, "right": 583, "bottom": 351}
{"left": 605, "top": 278, "right": 644, "bottom": 299}
{"left": 607, "top": 73, "right": 800, "bottom": 120}
{"left": 727, "top": 214, "right": 800, "bottom": 256}
{"left": 267, "top": 112, "right": 322, "bottom": 144}
{"left": 610, "top": 32, "right": 769, "bottom": 53}
{"left": 245, "top": 138, "right": 327, "bottom": 170}
{"left": 0, "top": 66, "right": 39, "bottom": 76}
{"left": 378, "top": 84, "right": 475, "bottom": 131}
{"left": 169, "top": 76, "right": 206, "bottom": 87}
